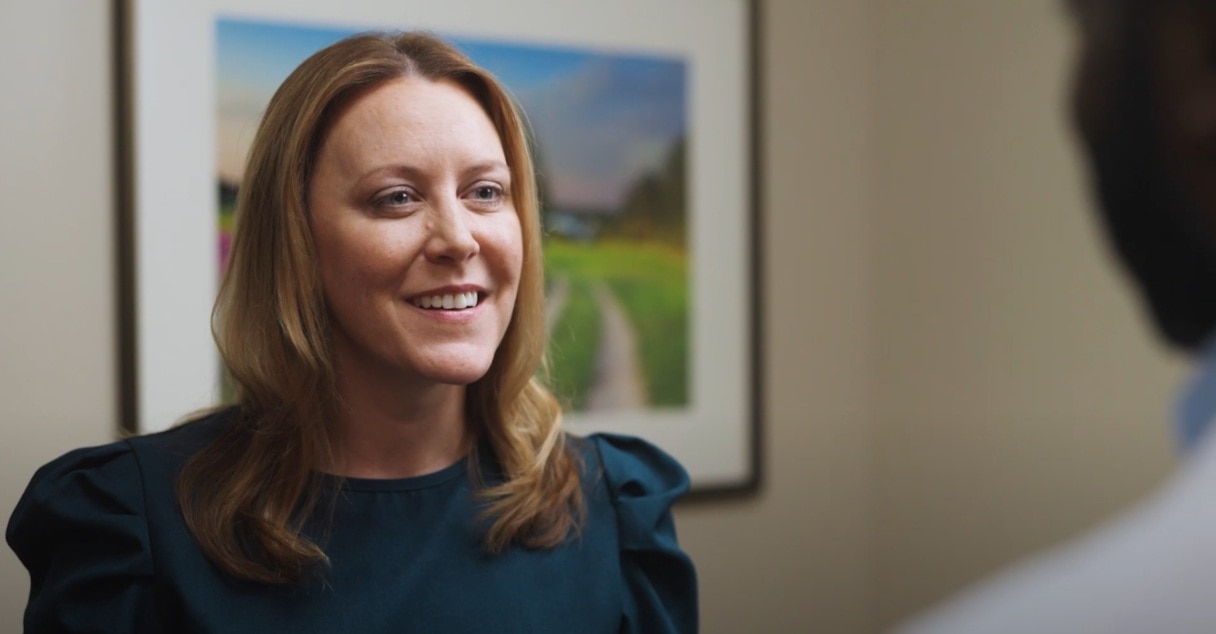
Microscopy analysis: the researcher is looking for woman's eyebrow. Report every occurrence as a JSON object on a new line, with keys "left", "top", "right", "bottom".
{"left": 463, "top": 160, "right": 511, "bottom": 178}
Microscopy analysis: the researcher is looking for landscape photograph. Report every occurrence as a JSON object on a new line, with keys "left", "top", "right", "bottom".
{"left": 216, "top": 16, "right": 689, "bottom": 413}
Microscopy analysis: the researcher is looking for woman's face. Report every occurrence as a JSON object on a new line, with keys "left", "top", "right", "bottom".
{"left": 308, "top": 76, "right": 523, "bottom": 388}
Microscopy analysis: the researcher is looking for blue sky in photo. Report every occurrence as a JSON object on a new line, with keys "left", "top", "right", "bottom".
{"left": 216, "top": 16, "right": 686, "bottom": 210}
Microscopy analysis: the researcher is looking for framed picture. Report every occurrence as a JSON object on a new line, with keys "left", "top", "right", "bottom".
{"left": 116, "top": 0, "right": 758, "bottom": 492}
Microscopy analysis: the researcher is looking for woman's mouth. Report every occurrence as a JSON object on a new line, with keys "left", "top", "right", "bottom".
{"left": 409, "top": 291, "right": 481, "bottom": 310}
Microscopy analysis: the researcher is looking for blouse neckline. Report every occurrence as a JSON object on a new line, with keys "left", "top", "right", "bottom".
{"left": 324, "top": 456, "right": 468, "bottom": 492}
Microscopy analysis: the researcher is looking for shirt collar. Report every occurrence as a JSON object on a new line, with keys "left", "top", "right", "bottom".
{"left": 1175, "top": 337, "right": 1216, "bottom": 454}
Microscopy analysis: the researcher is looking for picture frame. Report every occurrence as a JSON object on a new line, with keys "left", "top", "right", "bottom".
{"left": 115, "top": 0, "right": 759, "bottom": 493}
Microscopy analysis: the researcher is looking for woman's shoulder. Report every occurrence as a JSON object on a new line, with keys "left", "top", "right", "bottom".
{"left": 3, "top": 409, "right": 233, "bottom": 632}
{"left": 571, "top": 432, "right": 691, "bottom": 503}
{"left": 8, "top": 435, "right": 146, "bottom": 564}
{"left": 123, "top": 406, "right": 235, "bottom": 475}
{"left": 566, "top": 432, "right": 698, "bottom": 633}
{"left": 8, "top": 407, "right": 235, "bottom": 541}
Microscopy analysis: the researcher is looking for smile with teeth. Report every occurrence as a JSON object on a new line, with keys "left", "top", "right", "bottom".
{"left": 410, "top": 291, "right": 481, "bottom": 310}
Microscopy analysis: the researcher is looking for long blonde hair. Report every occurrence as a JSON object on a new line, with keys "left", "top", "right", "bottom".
{"left": 178, "top": 31, "right": 582, "bottom": 585}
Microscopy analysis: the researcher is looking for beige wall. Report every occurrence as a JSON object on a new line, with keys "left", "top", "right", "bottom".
{"left": 0, "top": 1, "right": 1189, "bottom": 633}
{"left": 0, "top": 0, "right": 118, "bottom": 624}
{"left": 676, "top": 0, "right": 876, "bottom": 632}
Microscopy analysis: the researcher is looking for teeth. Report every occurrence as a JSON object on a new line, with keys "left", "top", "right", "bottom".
{"left": 411, "top": 291, "right": 479, "bottom": 310}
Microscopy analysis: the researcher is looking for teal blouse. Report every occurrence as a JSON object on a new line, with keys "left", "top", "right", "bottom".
{"left": 7, "top": 410, "right": 697, "bottom": 633}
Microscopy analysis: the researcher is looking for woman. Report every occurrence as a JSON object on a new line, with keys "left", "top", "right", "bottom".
{"left": 8, "top": 32, "right": 696, "bottom": 633}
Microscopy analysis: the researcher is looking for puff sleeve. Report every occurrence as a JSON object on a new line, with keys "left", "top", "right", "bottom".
{"left": 6, "top": 441, "right": 162, "bottom": 633}
{"left": 591, "top": 434, "right": 698, "bottom": 634}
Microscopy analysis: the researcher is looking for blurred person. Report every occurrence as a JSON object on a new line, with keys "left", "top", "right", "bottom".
{"left": 896, "top": 1, "right": 1216, "bottom": 631}
{"left": 6, "top": 32, "right": 696, "bottom": 633}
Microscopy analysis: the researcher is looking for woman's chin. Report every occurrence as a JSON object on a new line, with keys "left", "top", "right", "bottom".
{"left": 416, "top": 358, "right": 495, "bottom": 387}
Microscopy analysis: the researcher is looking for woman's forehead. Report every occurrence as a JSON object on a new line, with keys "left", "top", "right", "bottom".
{"left": 319, "top": 77, "right": 507, "bottom": 176}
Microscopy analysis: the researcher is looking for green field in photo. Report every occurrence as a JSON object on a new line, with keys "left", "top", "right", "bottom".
{"left": 544, "top": 239, "right": 688, "bottom": 409}
{"left": 544, "top": 278, "right": 601, "bottom": 411}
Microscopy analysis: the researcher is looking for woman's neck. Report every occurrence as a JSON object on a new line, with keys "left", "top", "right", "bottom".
{"left": 327, "top": 362, "right": 471, "bottom": 480}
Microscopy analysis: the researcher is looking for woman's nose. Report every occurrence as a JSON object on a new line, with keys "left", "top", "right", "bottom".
{"left": 423, "top": 196, "right": 480, "bottom": 264}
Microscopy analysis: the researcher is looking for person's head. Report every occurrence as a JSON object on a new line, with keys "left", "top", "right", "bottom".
{"left": 1067, "top": 0, "right": 1216, "bottom": 350}
{"left": 218, "top": 31, "right": 546, "bottom": 418}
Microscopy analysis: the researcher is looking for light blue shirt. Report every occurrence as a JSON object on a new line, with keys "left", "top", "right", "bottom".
{"left": 1176, "top": 340, "right": 1216, "bottom": 454}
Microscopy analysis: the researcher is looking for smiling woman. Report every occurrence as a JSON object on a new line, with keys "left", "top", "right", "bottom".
{"left": 308, "top": 77, "right": 524, "bottom": 419}
{"left": 7, "top": 32, "right": 697, "bottom": 633}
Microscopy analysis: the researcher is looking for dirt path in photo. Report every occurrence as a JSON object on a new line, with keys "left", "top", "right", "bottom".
{"left": 586, "top": 282, "right": 648, "bottom": 410}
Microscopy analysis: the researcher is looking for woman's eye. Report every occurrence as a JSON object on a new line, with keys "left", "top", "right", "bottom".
{"left": 472, "top": 185, "right": 501, "bottom": 201}
{"left": 383, "top": 190, "right": 412, "bottom": 205}
{"left": 373, "top": 188, "right": 417, "bottom": 210}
